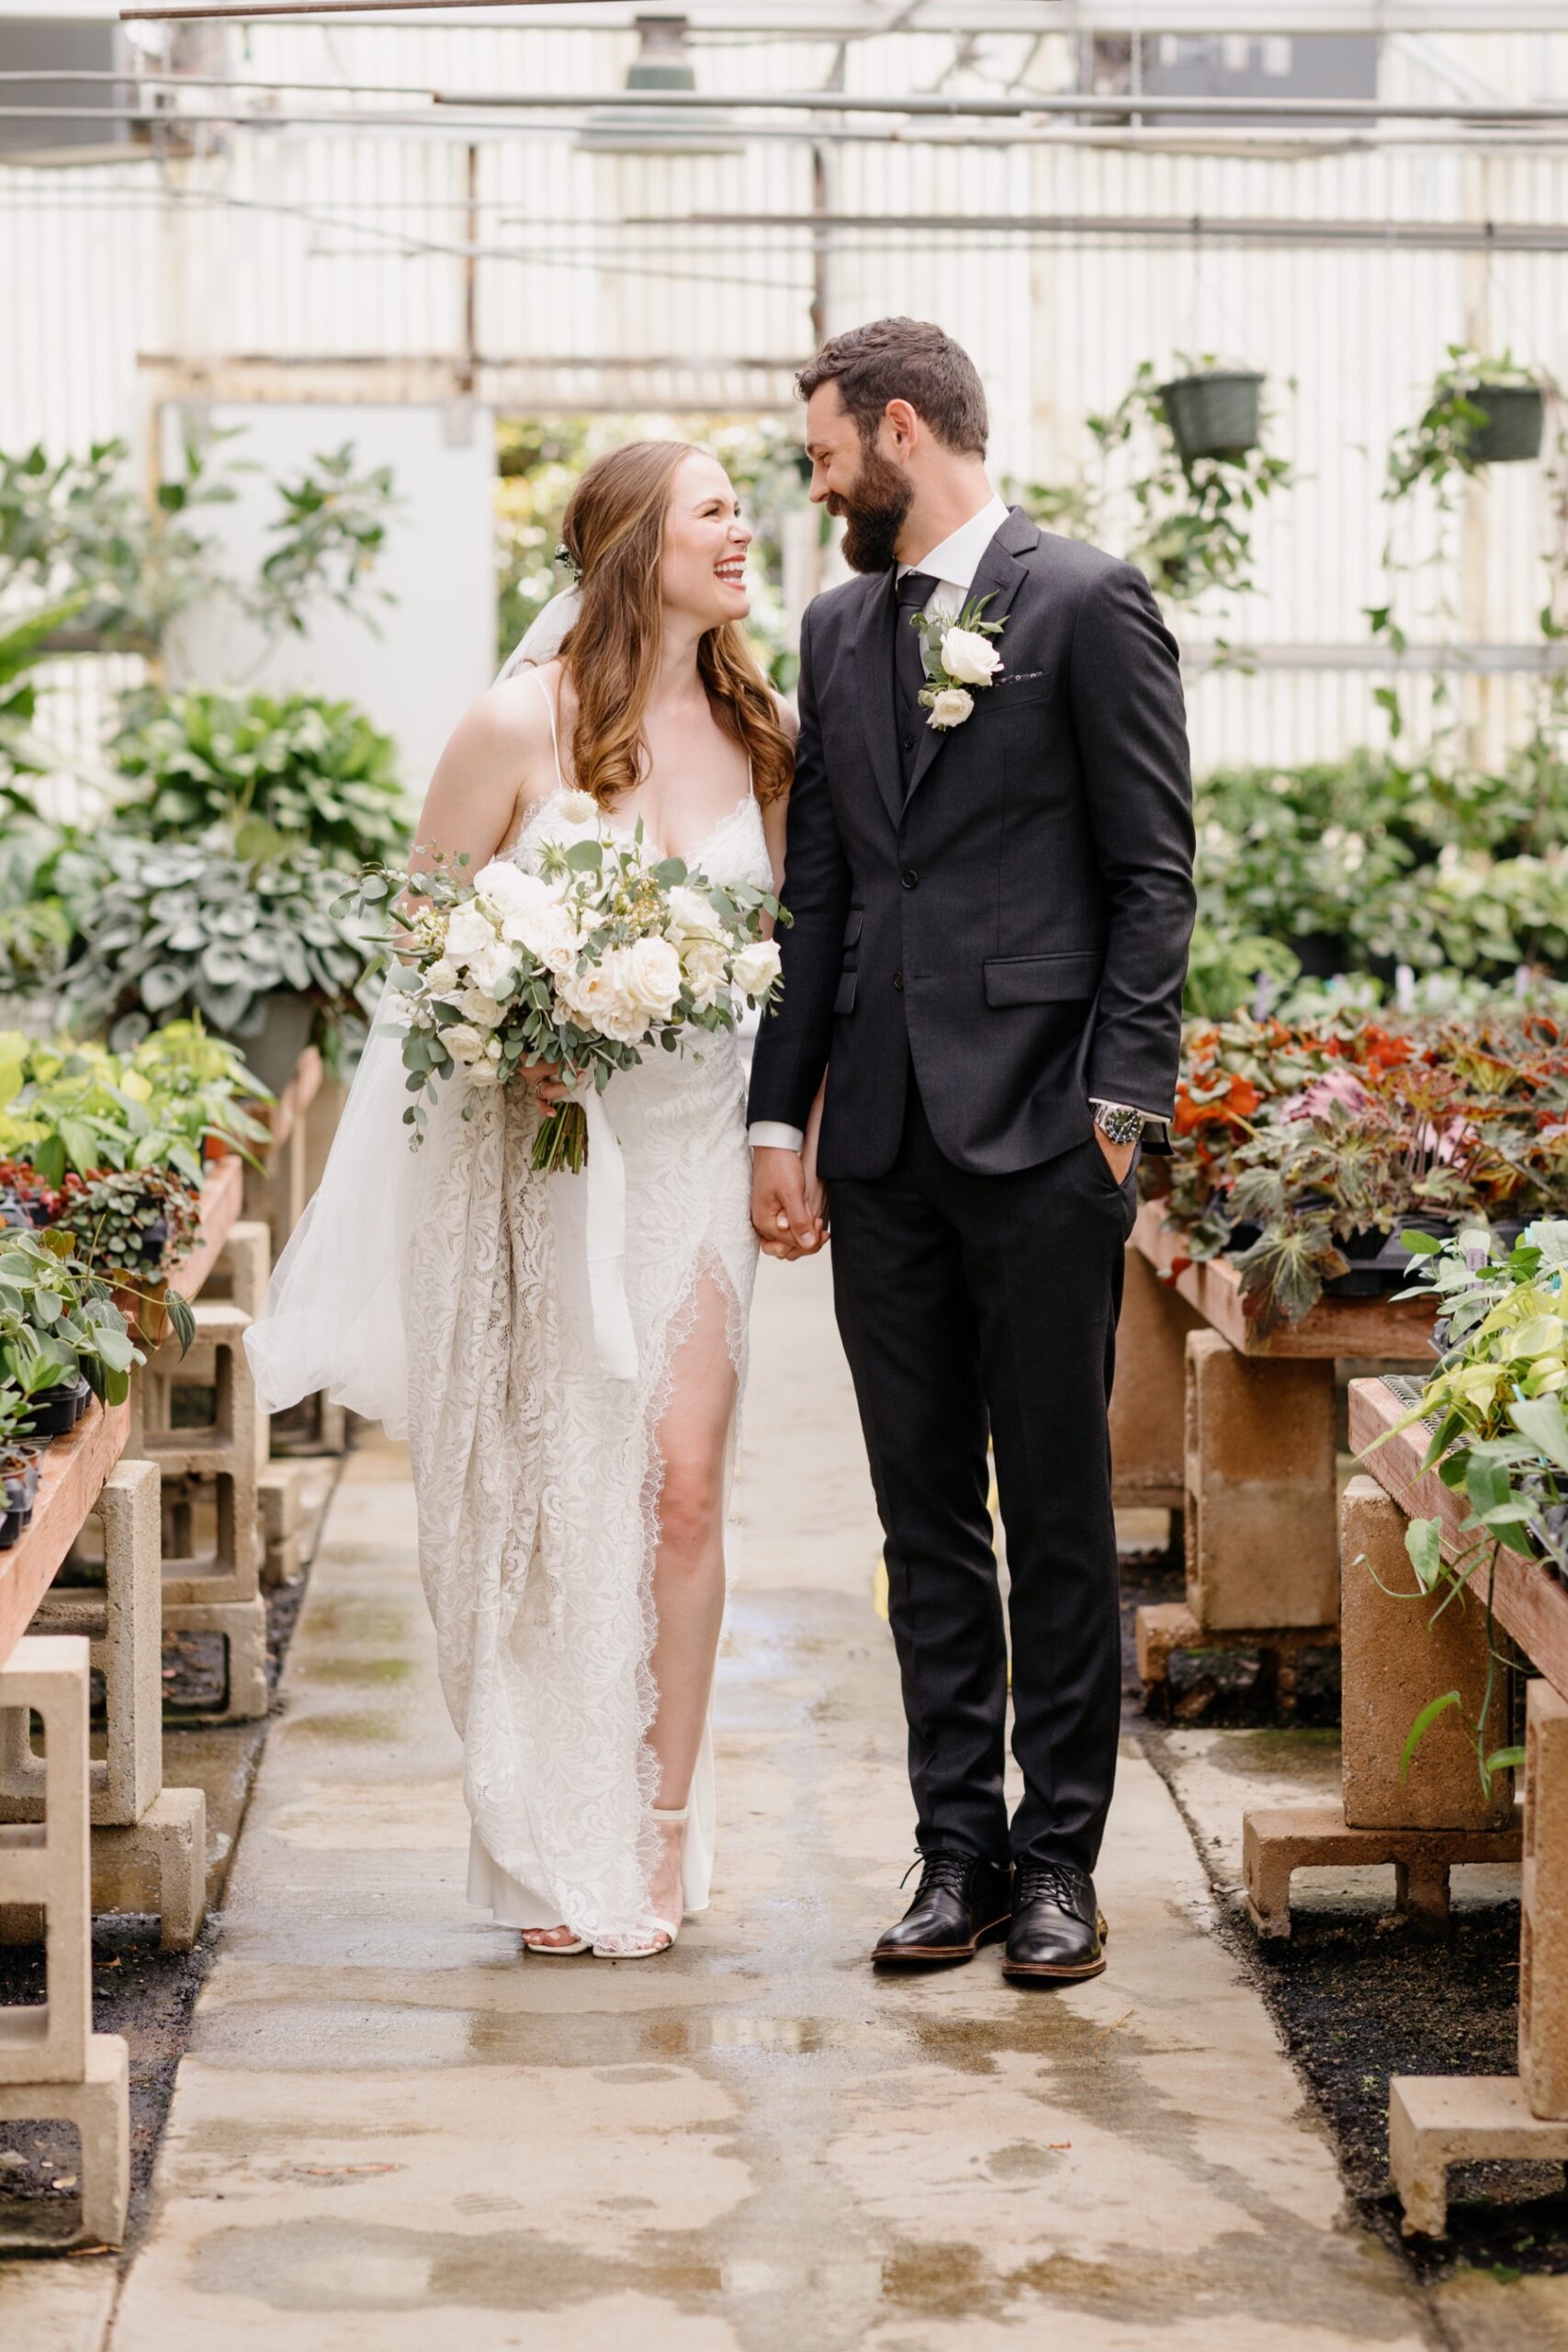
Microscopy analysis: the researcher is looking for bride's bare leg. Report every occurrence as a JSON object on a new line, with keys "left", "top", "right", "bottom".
{"left": 646, "top": 1272, "right": 738, "bottom": 1929}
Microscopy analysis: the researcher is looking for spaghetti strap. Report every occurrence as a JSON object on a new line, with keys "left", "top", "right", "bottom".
{"left": 535, "top": 667, "right": 566, "bottom": 792}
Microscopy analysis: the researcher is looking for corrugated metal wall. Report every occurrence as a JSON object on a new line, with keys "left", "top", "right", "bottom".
{"left": 2, "top": 10, "right": 1566, "bottom": 777}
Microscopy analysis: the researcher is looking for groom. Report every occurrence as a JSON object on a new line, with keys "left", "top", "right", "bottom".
{"left": 749, "top": 318, "right": 1195, "bottom": 1982}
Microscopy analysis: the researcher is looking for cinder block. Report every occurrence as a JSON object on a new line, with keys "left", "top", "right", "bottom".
{"left": 161, "top": 1596, "right": 268, "bottom": 1724}
{"left": 0, "top": 1458, "right": 163, "bottom": 1828}
{"left": 1390, "top": 2074, "right": 1568, "bottom": 2239}
{"left": 258, "top": 1460, "right": 304, "bottom": 1589}
{"left": 208, "top": 1218, "right": 271, "bottom": 1319}
{"left": 1110, "top": 1245, "right": 1201, "bottom": 1509}
{"left": 0, "top": 2031, "right": 130, "bottom": 2245}
{"left": 1184, "top": 1331, "right": 1338, "bottom": 1630}
{"left": 91, "top": 1787, "right": 207, "bottom": 1952}
{"left": 1242, "top": 1801, "right": 1522, "bottom": 1940}
{"left": 1341, "top": 1476, "right": 1515, "bottom": 1832}
{"left": 0, "top": 1638, "right": 91, "bottom": 2086}
{"left": 1521, "top": 1679, "right": 1568, "bottom": 2118}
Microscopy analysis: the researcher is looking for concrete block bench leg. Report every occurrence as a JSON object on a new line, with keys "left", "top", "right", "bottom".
{"left": 128, "top": 1302, "right": 265, "bottom": 1724}
{"left": 1110, "top": 1244, "right": 1201, "bottom": 1517}
{"left": 0, "top": 1461, "right": 209, "bottom": 1951}
{"left": 1242, "top": 1479, "right": 1520, "bottom": 1940}
{"left": 1388, "top": 1684, "right": 1568, "bottom": 2235}
{"left": 1183, "top": 1331, "right": 1339, "bottom": 1630}
{"left": 0, "top": 1636, "right": 130, "bottom": 2247}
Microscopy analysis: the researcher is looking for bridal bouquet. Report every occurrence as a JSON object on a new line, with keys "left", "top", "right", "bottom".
{"left": 360, "top": 791, "right": 786, "bottom": 1172}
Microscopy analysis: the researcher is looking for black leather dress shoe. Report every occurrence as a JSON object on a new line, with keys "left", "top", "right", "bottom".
{"left": 1002, "top": 1861, "right": 1109, "bottom": 1983}
{"left": 872, "top": 1851, "right": 1012, "bottom": 1966}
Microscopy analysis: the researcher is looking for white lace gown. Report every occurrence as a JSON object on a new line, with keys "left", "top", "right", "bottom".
{"left": 402, "top": 781, "right": 770, "bottom": 1947}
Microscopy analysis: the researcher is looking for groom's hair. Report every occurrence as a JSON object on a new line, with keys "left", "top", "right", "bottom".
{"left": 796, "top": 319, "right": 988, "bottom": 458}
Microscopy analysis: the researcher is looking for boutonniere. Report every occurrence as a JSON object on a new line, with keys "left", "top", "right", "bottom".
{"left": 910, "top": 594, "right": 1007, "bottom": 730}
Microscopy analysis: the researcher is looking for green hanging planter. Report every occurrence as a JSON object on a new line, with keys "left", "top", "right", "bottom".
{"left": 1157, "top": 370, "right": 1264, "bottom": 464}
{"left": 1463, "top": 383, "right": 1545, "bottom": 465}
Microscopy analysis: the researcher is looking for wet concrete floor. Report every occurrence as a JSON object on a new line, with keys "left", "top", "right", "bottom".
{"left": 1, "top": 1254, "right": 1539, "bottom": 2346}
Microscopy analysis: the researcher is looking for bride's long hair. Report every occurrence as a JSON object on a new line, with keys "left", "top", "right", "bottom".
{"left": 556, "top": 439, "right": 794, "bottom": 810}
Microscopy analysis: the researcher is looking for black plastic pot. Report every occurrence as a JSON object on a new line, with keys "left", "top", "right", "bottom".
{"left": 22, "top": 1375, "right": 91, "bottom": 1436}
{"left": 1466, "top": 384, "right": 1545, "bottom": 466}
{"left": 1321, "top": 1216, "right": 1528, "bottom": 1299}
{"left": 1158, "top": 370, "right": 1263, "bottom": 462}
{"left": 0, "top": 1508, "right": 18, "bottom": 1550}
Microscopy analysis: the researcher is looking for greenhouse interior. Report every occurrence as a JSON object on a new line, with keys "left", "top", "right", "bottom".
{"left": 4, "top": 0, "right": 1568, "bottom": 2344}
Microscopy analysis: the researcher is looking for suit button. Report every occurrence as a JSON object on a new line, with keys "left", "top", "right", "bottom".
{"left": 893, "top": 971, "right": 905, "bottom": 991}
{"left": 901, "top": 868, "right": 919, "bottom": 889}
{"left": 902, "top": 733, "right": 916, "bottom": 752}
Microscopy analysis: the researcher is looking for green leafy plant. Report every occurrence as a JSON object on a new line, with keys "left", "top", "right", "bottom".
{"left": 0, "top": 1227, "right": 143, "bottom": 1412}
{"left": 57, "top": 840, "right": 384, "bottom": 1074}
{"left": 0, "top": 1023, "right": 268, "bottom": 1191}
{"left": 1383, "top": 346, "right": 1544, "bottom": 504}
{"left": 111, "top": 689, "right": 409, "bottom": 869}
{"left": 0, "top": 426, "right": 399, "bottom": 657}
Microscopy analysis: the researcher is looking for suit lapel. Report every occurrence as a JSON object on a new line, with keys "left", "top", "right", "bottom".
{"left": 903, "top": 504, "right": 1041, "bottom": 810}
{"left": 849, "top": 570, "right": 905, "bottom": 831}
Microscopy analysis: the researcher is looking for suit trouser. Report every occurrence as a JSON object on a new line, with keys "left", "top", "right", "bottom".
{"left": 827, "top": 1077, "right": 1132, "bottom": 1872}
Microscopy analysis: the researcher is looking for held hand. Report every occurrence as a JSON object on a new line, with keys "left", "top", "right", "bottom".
{"left": 751, "top": 1146, "right": 822, "bottom": 1261}
{"left": 521, "top": 1056, "right": 570, "bottom": 1106}
{"left": 1093, "top": 1129, "right": 1138, "bottom": 1184}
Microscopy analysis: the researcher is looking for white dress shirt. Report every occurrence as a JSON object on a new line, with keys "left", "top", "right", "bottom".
{"left": 749, "top": 489, "right": 1153, "bottom": 1153}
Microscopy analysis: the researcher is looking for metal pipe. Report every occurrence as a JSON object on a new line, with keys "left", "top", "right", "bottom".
{"left": 650, "top": 209, "right": 1568, "bottom": 248}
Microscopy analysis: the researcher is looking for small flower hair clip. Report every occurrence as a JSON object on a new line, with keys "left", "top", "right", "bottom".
{"left": 555, "top": 541, "right": 583, "bottom": 585}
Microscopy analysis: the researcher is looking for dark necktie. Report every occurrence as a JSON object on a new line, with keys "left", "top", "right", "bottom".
{"left": 894, "top": 570, "right": 940, "bottom": 724}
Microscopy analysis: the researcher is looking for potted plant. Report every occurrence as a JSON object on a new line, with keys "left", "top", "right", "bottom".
{"left": 1387, "top": 347, "right": 1549, "bottom": 495}
{"left": 58, "top": 832, "right": 383, "bottom": 1086}
{"left": 0, "top": 1227, "right": 143, "bottom": 1429}
{"left": 1157, "top": 368, "right": 1265, "bottom": 464}
{"left": 112, "top": 688, "right": 410, "bottom": 872}
{"left": 0, "top": 1381, "right": 41, "bottom": 1549}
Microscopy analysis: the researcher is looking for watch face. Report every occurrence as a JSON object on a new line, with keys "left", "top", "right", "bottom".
{"left": 1095, "top": 1106, "right": 1143, "bottom": 1146}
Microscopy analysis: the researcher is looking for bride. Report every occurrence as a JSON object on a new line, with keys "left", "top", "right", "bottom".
{"left": 246, "top": 438, "right": 815, "bottom": 1957}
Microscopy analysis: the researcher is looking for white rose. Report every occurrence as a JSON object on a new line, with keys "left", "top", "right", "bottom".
{"left": 681, "top": 936, "right": 728, "bottom": 1012}
{"left": 465, "top": 1057, "right": 502, "bottom": 1087}
{"left": 501, "top": 885, "right": 581, "bottom": 976}
{"left": 466, "top": 936, "right": 520, "bottom": 1000}
{"left": 444, "top": 901, "right": 502, "bottom": 968}
{"left": 941, "top": 626, "right": 1001, "bottom": 686}
{"left": 424, "top": 957, "right": 458, "bottom": 992}
{"left": 623, "top": 935, "right": 682, "bottom": 1023}
{"left": 443, "top": 1022, "right": 484, "bottom": 1064}
{"left": 731, "top": 939, "right": 783, "bottom": 1001}
{"left": 929, "top": 686, "right": 975, "bottom": 729}
{"left": 472, "top": 858, "right": 535, "bottom": 910}
{"left": 665, "top": 885, "right": 718, "bottom": 942}
{"left": 558, "top": 956, "right": 646, "bottom": 1046}
{"left": 456, "top": 986, "right": 504, "bottom": 1027}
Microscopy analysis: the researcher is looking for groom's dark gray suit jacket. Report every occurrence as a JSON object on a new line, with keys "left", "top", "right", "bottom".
{"left": 748, "top": 505, "right": 1196, "bottom": 1180}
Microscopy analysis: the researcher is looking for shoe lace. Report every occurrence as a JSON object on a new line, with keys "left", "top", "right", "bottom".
{"left": 900, "top": 1850, "right": 978, "bottom": 1901}
{"left": 1015, "top": 1861, "right": 1086, "bottom": 1913}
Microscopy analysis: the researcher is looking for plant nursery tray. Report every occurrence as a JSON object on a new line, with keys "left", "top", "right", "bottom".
{"left": 1348, "top": 1374, "right": 1568, "bottom": 1704}
{"left": 1133, "top": 1200, "right": 1438, "bottom": 1361}
{"left": 0, "top": 1395, "right": 130, "bottom": 1670}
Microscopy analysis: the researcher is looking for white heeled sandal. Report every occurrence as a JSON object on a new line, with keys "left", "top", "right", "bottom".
{"left": 592, "top": 1803, "right": 688, "bottom": 1960}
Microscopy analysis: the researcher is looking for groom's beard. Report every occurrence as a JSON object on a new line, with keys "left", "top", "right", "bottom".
{"left": 829, "top": 447, "right": 916, "bottom": 575}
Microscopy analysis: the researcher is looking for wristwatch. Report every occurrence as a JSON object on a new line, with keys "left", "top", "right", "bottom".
{"left": 1091, "top": 1101, "right": 1146, "bottom": 1148}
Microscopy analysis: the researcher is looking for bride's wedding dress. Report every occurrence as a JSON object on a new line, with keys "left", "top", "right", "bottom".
{"left": 247, "top": 675, "right": 768, "bottom": 1951}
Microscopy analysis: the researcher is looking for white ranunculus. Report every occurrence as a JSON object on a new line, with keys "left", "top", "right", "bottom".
{"left": 680, "top": 936, "right": 729, "bottom": 1012}
{"left": 500, "top": 884, "right": 581, "bottom": 975}
{"left": 930, "top": 686, "right": 975, "bottom": 729}
{"left": 941, "top": 626, "right": 1002, "bottom": 686}
{"left": 443, "top": 1022, "right": 484, "bottom": 1064}
{"left": 444, "top": 901, "right": 501, "bottom": 968}
{"left": 731, "top": 939, "right": 783, "bottom": 1001}
{"left": 424, "top": 957, "right": 458, "bottom": 993}
{"left": 665, "top": 885, "right": 717, "bottom": 941}
{"left": 623, "top": 935, "right": 682, "bottom": 1023}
